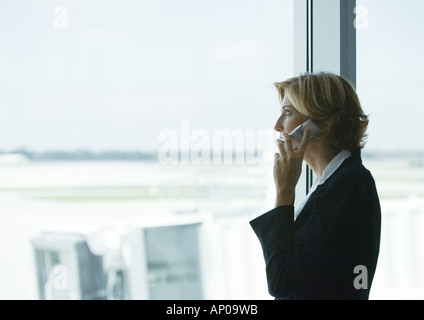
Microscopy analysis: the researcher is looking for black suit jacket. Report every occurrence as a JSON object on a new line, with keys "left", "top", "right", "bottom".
{"left": 250, "top": 149, "right": 381, "bottom": 300}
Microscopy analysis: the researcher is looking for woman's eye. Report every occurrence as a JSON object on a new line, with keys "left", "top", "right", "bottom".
{"left": 284, "top": 110, "right": 292, "bottom": 116}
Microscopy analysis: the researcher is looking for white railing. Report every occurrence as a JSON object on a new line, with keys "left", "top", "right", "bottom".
{"left": 370, "top": 197, "right": 424, "bottom": 299}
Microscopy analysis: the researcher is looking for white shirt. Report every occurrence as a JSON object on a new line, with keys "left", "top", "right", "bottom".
{"left": 294, "top": 150, "right": 352, "bottom": 221}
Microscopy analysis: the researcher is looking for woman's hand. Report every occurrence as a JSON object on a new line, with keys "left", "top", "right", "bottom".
{"left": 274, "top": 129, "right": 310, "bottom": 207}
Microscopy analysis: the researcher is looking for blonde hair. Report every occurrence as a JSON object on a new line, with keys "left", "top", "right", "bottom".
{"left": 274, "top": 72, "right": 369, "bottom": 152}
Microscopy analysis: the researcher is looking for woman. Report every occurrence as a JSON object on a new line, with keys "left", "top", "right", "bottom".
{"left": 250, "top": 72, "right": 381, "bottom": 300}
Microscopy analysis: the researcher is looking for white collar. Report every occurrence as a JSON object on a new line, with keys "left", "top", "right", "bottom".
{"left": 294, "top": 150, "right": 352, "bottom": 220}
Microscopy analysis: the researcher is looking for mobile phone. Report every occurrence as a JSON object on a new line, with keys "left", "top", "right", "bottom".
{"left": 286, "top": 119, "right": 320, "bottom": 147}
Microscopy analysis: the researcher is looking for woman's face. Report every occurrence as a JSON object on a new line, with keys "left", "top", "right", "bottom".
{"left": 274, "top": 95, "right": 309, "bottom": 136}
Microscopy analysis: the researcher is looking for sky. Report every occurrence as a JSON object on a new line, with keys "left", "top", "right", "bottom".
{"left": 0, "top": 0, "right": 423, "bottom": 153}
{"left": 356, "top": 0, "right": 424, "bottom": 153}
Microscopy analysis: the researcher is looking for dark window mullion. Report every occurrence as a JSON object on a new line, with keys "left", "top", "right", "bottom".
{"left": 306, "top": 0, "right": 314, "bottom": 194}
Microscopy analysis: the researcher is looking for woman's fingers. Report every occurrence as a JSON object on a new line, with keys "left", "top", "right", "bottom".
{"left": 277, "top": 139, "right": 287, "bottom": 158}
{"left": 281, "top": 133, "right": 294, "bottom": 153}
{"left": 276, "top": 128, "right": 310, "bottom": 159}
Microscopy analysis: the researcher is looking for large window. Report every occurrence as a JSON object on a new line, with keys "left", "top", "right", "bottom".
{"left": 3, "top": 0, "right": 420, "bottom": 301}
{"left": 0, "top": 0, "right": 295, "bottom": 299}
{"left": 357, "top": 0, "right": 424, "bottom": 299}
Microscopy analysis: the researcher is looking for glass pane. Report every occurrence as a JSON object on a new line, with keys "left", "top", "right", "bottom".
{"left": 357, "top": 0, "right": 424, "bottom": 299}
{"left": 0, "top": 0, "right": 294, "bottom": 299}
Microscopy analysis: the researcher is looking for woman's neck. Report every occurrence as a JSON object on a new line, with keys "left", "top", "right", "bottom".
{"left": 304, "top": 142, "right": 340, "bottom": 179}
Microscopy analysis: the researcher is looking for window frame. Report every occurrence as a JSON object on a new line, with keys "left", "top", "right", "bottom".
{"left": 293, "top": 0, "right": 357, "bottom": 203}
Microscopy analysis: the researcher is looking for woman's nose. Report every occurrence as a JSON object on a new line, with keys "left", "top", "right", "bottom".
{"left": 274, "top": 117, "right": 283, "bottom": 132}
